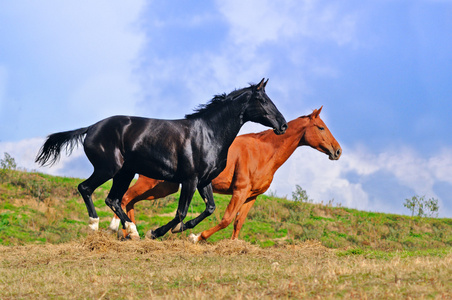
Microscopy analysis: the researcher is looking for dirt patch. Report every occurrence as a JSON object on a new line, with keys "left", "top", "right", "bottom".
{"left": 312, "top": 206, "right": 334, "bottom": 219}
{"left": 80, "top": 231, "right": 328, "bottom": 258}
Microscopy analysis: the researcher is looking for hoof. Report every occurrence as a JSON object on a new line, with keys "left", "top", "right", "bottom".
{"left": 108, "top": 218, "right": 121, "bottom": 232}
{"left": 171, "top": 222, "right": 184, "bottom": 233}
{"left": 128, "top": 233, "right": 140, "bottom": 241}
{"left": 117, "top": 228, "right": 128, "bottom": 240}
{"left": 125, "top": 221, "right": 140, "bottom": 240}
{"left": 188, "top": 233, "right": 200, "bottom": 244}
{"left": 105, "top": 227, "right": 116, "bottom": 235}
{"left": 88, "top": 217, "right": 99, "bottom": 231}
{"left": 145, "top": 230, "right": 157, "bottom": 240}
{"left": 118, "top": 234, "right": 139, "bottom": 242}
{"left": 117, "top": 234, "right": 130, "bottom": 241}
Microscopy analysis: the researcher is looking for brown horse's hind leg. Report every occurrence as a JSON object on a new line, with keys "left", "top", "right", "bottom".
{"left": 105, "top": 169, "right": 138, "bottom": 239}
{"left": 231, "top": 197, "right": 256, "bottom": 240}
{"left": 109, "top": 178, "right": 178, "bottom": 237}
{"left": 126, "top": 180, "right": 179, "bottom": 222}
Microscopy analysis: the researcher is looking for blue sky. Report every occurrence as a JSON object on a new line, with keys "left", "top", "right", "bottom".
{"left": 1, "top": 1, "right": 451, "bottom": 217}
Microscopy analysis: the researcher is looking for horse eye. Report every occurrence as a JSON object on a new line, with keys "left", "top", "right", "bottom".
{"left": 318, "top": 126, "right": 325, "bottom": 131}
{"left": 257, "top": 97, "right": 267, "bottom": 104}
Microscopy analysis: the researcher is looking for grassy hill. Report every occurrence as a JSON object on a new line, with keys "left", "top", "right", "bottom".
{"left": 1, "top": 169, "right": 451, "bottom": 251}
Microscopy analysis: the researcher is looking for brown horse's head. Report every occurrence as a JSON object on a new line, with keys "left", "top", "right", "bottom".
{"left": 301, "top": 106, "right": 341, "bottom": 160}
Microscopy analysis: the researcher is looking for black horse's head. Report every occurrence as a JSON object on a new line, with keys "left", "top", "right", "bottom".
{"left": 244, "top": 78, "right": 287, "bottom": 135}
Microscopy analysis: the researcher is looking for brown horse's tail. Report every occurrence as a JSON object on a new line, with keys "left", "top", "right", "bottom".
{"left": 35, "top": 127, "right": 90, "bottom": 167}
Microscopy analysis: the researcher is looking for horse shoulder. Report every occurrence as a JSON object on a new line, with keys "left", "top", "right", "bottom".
{"left": 242, "top": 138, "right": 276, "bottom": 194}
{"left": 211, "top": 138, "right": 245, "bottom": 193}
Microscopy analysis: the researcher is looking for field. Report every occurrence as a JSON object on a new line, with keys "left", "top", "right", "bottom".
{"left": 1, "top": 234, "right": 451, "bottom": 299}
{"left": 0, "top": 170, "right": 451, "bottom": 298}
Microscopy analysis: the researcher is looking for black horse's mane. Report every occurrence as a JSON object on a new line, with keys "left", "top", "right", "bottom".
{"left": 185, "top": 84, "right": 256, "bottom": 119}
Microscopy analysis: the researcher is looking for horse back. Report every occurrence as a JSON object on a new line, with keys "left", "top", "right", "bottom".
{"left": 83, "top": 116, "right": 190, "bottom": 178}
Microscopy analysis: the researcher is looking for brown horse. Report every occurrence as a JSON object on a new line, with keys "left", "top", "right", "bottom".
{"left": 109, "top": 107, "right": 341, "bottom": 242}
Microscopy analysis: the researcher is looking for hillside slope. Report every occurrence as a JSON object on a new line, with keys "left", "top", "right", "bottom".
{"left": 0, "top": 170, "right": 451, "bottom": 250}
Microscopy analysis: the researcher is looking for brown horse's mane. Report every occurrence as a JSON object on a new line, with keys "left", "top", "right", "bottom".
{"left": 242, "top": 114, "right": 311, "bottom": 139}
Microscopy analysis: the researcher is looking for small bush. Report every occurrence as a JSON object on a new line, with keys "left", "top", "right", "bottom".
{"left": 404, "top": 195, "right": 439, "bottom": 218}
{"left": 292, "top": 185, "right": 312, "bottom": 203}
{"left": 0, "top": 152, "right": 17, "bottom": 180}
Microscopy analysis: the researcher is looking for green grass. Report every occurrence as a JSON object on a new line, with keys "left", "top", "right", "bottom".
{"left": 0, "top": 169, "right": 451, "bottom": 251}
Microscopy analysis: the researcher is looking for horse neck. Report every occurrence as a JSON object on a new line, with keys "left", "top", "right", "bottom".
{"left": 199, "top": 99, "right": 247, "bottom": 148}
{"left": 260, "top": 116, "right": 309, "bottom": 170}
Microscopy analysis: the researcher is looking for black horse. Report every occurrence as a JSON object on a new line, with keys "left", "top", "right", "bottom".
{"left": 36, "top": 78, "right": 287, "bottom": 239}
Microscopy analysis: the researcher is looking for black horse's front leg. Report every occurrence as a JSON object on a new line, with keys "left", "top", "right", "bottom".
{"left": 146, "top": 179, "right": 197, "bottom": 239}
{"left": 105, "top": 197, "right": 137, "bottom": 238}
{"left": 172, "top": 183, "right": 216, "bottom": 233}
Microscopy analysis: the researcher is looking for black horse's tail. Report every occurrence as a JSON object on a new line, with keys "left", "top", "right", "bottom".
{"left": 35, "top": 127, "right": 90, "bottom": 167}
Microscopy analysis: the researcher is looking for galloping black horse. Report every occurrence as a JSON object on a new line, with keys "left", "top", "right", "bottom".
{"left": 36, "top": 78, "right": 287, "bottom": 239}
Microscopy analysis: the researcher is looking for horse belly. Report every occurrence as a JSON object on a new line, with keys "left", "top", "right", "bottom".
{"left": 250, "top": 176, "right": 274, "bottom": 197}
{"left": 128, "top": 154, "right": 179, "bottom": 182}
{"left": 195, "top": 156, "right": 227, "bottom": 186}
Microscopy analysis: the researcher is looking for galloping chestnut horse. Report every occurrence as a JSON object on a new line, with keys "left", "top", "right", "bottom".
{"left": 109, "top": 107, "right": 341, "bottom": 241}
{"left": 36, "top": 79, "right": 287, "bottom": 239}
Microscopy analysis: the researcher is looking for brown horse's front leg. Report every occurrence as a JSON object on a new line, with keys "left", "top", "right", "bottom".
{"left": 232, "top": 197, "right": 256, "bottom": 239}
{"left": 189, "top": 187, "right": 250, "bottom": 243}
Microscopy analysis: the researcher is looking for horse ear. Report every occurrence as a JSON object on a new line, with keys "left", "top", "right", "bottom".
{"left": 316, "top": 106, "right": 323, "bottom": 116}
{"left": 256, "top": 78, "right": 266, "bottom": 90}
{"left": 263, "top": 78, "right": 269, "bottom": 88}
{"left": 310, "top": 106, "right": 323, "bottom": 119}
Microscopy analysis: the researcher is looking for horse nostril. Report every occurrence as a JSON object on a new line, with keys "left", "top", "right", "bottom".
{"left": 281, "top": 123, "right": 288, "bottom": 132}
{"left": 336, "top": 149, "right": 341, "bottom": 157}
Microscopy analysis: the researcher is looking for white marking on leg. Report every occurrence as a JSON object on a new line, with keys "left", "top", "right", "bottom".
{"left": 188, "top": 233, "right": 201, "bottom": 244}
{"left": 145, "top": 229, "right": 156, "bottom": 239}
{"left": 125, "top": 221, "right": 140, "bottom": 240}
{"left": 108, "top": 217, "right": 121, "bottom": 232}
{"left": 88, "top": 217, "right": 99, "bottom": 231}
{"left": 171, "top": 222, "right": 183, "bottom": 233}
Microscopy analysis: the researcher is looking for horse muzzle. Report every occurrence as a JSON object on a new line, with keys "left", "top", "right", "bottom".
{"left": 328, "top": 147, "right": 342, "bottom": 160}
{"left": 273, "top": 123, "right": 288, "bottom": 135}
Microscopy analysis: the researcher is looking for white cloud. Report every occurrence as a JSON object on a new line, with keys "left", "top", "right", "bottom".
{"left": 428, "top": 149, "right": 452, "bottom": 184}
{"left": 139, "top": 1, "right": 361, "bottom": 119}
{"left": 269, "top": 144, "right": 451, "bottom": 216}
{"left": 0, "top": 1, "right": 146, "bottom": 137}
{"left": 1, "top": 1, "right": 144, "bottom": 76}
{"left": 0, "top": 138, "right": 85, "bottom": 176}
{"left": 2, "top": 137, "right": 450, "bottom": 217}
{"left": 217, "top": 0, "right": 358, "bottom": 48}
{"left": 342, "top": 146, "right": 451, "bottom": 198}
{"left": 68, "top": 71, "right": 140, "bottom": 120}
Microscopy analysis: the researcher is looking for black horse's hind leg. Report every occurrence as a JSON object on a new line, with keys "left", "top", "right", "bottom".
{"left": 146, "top": 179, "right": 198, "bottom": 239}
{"left": 172, "top": 183, "right": 216, "bottom": 233}
{"left": 78, "top": 170, "right": 112, "bottom": 231}
{"left": 104, "top": 169, "right": 138, "bottom": 239}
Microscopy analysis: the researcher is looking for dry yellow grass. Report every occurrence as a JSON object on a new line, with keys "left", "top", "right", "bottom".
{"left": 0, "top": 231, "right": 451, "bottom": 299}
